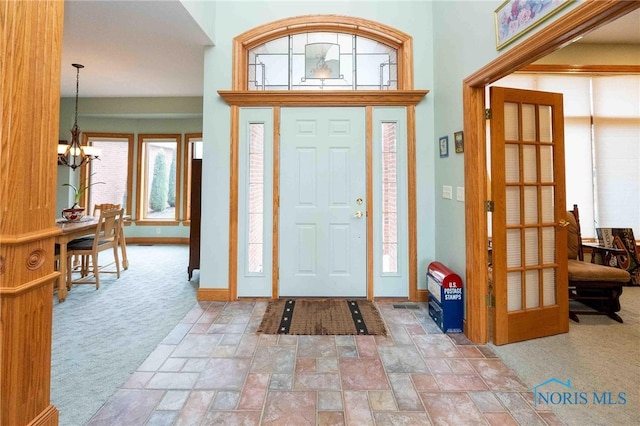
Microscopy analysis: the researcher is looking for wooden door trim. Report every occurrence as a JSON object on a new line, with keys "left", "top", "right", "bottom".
{"left": 228, "top": 106, "right": 240, "bottom": 301}
{"left": 231, "top": 15, "right": 415, "bottom": 91}
{"left": 366, "top": 106, "right": 374, "bottom": 300}
{"left": 218, "top": 91, "right": 428, "bottom": 107}
{"left": 463, "top": 0, "right": 640, "bottom": 344}
{"left": 272, "top": 107, "right": 280, "bottom": 299}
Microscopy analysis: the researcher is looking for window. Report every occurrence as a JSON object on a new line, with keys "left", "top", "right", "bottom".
{"left": 248, "top": 32, "right": 398, "bottom": 91}
{"left": 494, "top": 73, "right": 640, "bottom": 239}
{"left": 137, "top": 134, "right": 182, "bottom": 222}
{"left": 183, "top": 133, "right": 202, "bottom": 221}
{"left": 246, "top": 123, "right": 265, "bottom": 274}
{"left": 82, "top": 133, "right": 134, "bottom": 216}
{"left": 381, "top": 122, "right": 398, "bottom": 273}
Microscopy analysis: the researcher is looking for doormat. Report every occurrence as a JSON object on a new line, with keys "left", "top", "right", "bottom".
{"left": 257, "top": 299, "right": 387, "bottom": 336}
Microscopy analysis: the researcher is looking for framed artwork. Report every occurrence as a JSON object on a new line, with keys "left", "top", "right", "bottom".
{"left": 494, "top": 0, "right": 574, "bottom": 50}
{"left": 439, "top": 136, "right": 448, "bottom": 158}
{"left": 454, "top": 131, "right": 464, "bottom": 153}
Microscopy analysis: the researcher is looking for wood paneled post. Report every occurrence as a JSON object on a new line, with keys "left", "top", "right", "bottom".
{"left": 1, "top": 0, "right": 63, "bottom": 424}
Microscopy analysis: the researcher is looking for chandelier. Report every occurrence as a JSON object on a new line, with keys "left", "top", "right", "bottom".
{"left": 57, "top": 63, "right": 101, "bottom": 170}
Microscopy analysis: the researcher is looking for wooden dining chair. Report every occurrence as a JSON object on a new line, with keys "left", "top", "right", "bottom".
{"left": 66, "top": 207, "right": 124, "bottom": 289}
{"left": 93, "top": 203, "right": 121, "bottom": 216}
{"left": 72, "top": 203, "right": 125, "bottom": 275}
{"left": 93, "top": 203, "right": 128, "bottom": 270}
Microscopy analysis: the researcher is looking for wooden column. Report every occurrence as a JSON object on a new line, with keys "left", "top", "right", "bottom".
{"left": 1, "top": 0, "right": 63, "bottom": 424}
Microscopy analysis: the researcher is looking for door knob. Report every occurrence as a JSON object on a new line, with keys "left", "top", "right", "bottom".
{"left": 558, "top": 219, "right": 569, "bottom": 227}
{"left": 353, "top": 211, "right": 364, "bottom": 218}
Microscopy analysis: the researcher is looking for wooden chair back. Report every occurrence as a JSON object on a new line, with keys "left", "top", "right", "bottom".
{"left": 94, "top": 208, "right": 122, "bottom": 249}
{"left": 67, "top": 207, "right": 124, "bottom": 289}
{"left": 567, "top": 204, "right": 584, "bottom": 260}
{"left": 93, "top": 203, "right": 121, "bottom": 217}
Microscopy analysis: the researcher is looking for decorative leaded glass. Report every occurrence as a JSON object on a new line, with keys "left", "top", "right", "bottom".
{"left": 248, "top": 32, "right": 397, "bottom": 90}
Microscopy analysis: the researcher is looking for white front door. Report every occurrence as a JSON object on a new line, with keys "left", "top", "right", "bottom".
{"left": 279, "top": 107, "right": 367, "bottom": 297}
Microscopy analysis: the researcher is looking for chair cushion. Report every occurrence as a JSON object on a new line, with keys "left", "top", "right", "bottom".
{"left": 67, "top": 238, "right": 110, "bottom": 251}
{"left": 568, "top": 259, "right": 631, "bottom": 283}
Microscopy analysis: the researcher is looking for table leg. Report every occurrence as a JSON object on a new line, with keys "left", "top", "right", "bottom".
{"left": 119, "top": 227, "right": 128, "bottom": 270}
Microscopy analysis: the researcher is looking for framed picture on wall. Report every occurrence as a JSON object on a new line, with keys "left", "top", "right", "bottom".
{"left": 454, "top": 131, "right": 464, "bottom": 153}
{"left": 439, "top": 136, "right": 448, "bottom": 158}
{"left": 494, "top": 0, "right": 574, "bottom": 50}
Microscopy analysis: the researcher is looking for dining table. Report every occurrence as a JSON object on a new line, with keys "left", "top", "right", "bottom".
{"left": 55, "top": 216, "right": 129, "bottom": 302}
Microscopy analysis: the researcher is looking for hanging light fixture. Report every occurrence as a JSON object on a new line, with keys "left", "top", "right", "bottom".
{"left": 57, "top": 63, "right": 101, "bottom": 170}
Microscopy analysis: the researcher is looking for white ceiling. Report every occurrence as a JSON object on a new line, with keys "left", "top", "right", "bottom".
{"left": 61, "top": 0, "right": 211, "bottom": 98}
{"left": 576, "top": 8, "right": 640, "bottom": 44}
{"left": 60, "top": 2, "right": 639, "bottom": 98}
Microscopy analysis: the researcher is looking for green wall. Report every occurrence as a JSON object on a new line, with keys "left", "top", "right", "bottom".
{"left": 199, "top": 0, "right": 437, "bottom": 291}
{"left": 186, "top": 0, "right": 589, "bottom": 292}
{"left": 57, "top": 96, "right": 203, "bottom": 239}
{"left": 430, "top": 0, "right": 582, "bottom": 277}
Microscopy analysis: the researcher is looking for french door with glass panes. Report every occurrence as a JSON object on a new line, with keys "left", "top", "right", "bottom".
{"left": 490, "top": 87, "right": 569, "bottom": 345}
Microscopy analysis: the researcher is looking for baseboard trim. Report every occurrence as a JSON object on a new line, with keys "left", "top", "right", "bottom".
{"left": 197, "top": 288, "right": 230, "bottom": 301}
{"left": 29, "top": 404, "right": 59, "bottom": 426}
{"left": 416, "top": 289, "right": 429, "bottom": 302}
{"left": 126, "top": 237, "right": 189, "bottom": 245}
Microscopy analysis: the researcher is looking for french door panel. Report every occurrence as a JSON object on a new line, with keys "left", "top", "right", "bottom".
{"left": 490, "top": 87, "right": 569, "bottom": 345}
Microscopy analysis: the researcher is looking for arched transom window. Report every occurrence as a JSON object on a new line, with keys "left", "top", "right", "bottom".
{"left": 228, "top": 15, "right": 417, "bottom": 93}
{"left": 248, "top": 32, "right": 398, "bottom": 90}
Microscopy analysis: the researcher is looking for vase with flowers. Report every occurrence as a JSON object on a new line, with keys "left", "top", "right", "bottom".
{"left": 61, "top": 175, "right": 105, "bottom": 221}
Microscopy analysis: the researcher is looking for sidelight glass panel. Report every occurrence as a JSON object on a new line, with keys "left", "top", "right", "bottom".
{"left": 247, "top": 123, "right": 264, "bottom": 273}
{"left": 382, "top": 122, "right": 398, "bottom": 273}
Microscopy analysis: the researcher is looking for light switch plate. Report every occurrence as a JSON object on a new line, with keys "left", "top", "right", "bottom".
{"left": 442, "top": 185, "right": 453, "bottom": 199}
{"left": 456, "top": 186, "right": 464, "bottom": 202}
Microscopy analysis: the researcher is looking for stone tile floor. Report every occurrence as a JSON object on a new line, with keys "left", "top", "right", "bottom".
{"left": 87, "top": 301, "right": 564, "bottom": 425}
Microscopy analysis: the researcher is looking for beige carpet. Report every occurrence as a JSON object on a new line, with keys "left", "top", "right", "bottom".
{"left": 257, "top": 299, "right": 387, "bottom": 336}
{"left": 491, "top": 286, "right": 639, "bottom": 426}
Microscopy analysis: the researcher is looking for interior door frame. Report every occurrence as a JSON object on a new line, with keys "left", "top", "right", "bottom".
{"left": 463, "top": 0, "right": 640, "bottom": 344}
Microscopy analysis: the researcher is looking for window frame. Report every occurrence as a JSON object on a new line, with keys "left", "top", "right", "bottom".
{"left": 80, "top": 132, "right": 134, "bottom": 218}
{"left": 182, "top": 133, "right": 203, "bottom": 223}
{"left": 507, "top": 65, "right": 640, "bottom": 241}
{"left": 136, "top": 133, "right": 183, "bottom": 224}
{"left": 219, "top": 15, "right": 428, "bottom": 301}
